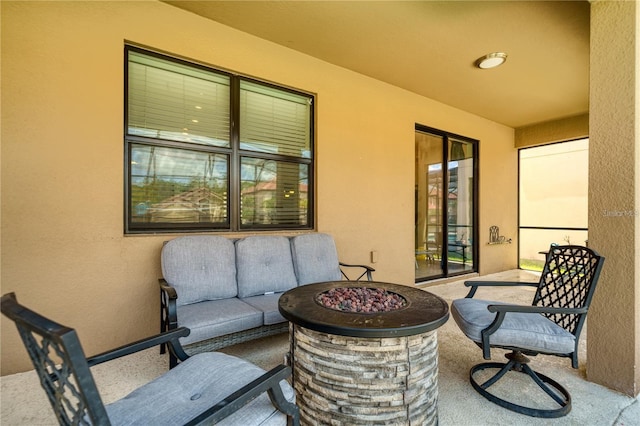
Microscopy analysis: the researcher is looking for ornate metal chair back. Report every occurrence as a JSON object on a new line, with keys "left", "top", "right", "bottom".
{"left": 1, "top": 293, "right": 110, "bottom": 425}
{"left": 532, "top": 245, "right": 605, "bottom": 337}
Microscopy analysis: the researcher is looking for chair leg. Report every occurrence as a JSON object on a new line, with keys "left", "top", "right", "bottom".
{"left": 469, "top": 351, "right": 571, "bottom": 418}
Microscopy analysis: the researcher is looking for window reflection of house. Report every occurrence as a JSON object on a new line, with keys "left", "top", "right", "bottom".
{"left": 241, "top": 181, "right": 308, "bottom": 225}
{"left": 146, "top": 187, "right": 227, "bottom": 223}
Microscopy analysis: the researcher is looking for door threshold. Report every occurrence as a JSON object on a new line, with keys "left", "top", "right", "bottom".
{"left": 416, "top": 272, "right": 478, "bottom": 288}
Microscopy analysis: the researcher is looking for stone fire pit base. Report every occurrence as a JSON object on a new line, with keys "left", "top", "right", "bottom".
{"left": 289, "top": 324, "right": 439, "bottom": 425}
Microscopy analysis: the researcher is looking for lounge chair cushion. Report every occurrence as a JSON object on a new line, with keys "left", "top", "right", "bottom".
{"left": 451, "top": 298, "right": 576, "bottom": 354}
{"left": 177, "top": 299, "right": 262, "bottom": 347}
{"left": 290, "top": 233, "right": 342, "bottom": 285}
{"left": 162, "top": 236, "right": 237, "bottom": 306}
{"left": 241, "top": 294, "right": 287, "bottom": 325}
{"left": 235, "top": 236, "right": 298, "bottom": 298}
{"left": 106, "top": 352, "right": 294, "bottom": 425}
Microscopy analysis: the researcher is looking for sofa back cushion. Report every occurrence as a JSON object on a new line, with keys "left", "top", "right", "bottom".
{"left": 235, "top": 236, "right": 298, "bottom": 298}
{"left": 291, "top": 233, "right": 342, "bottom": 285}
{"left": 161, "top": 236, "right": 237, "bottom": 306}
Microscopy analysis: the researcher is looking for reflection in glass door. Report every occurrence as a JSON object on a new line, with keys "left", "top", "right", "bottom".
{"left": 415, "top": 126, "right": 478, "bottom": 282}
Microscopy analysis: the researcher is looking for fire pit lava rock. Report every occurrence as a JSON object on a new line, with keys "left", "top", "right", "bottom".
{"left": 316, "top": 286, "right": 407, "bottom": 313}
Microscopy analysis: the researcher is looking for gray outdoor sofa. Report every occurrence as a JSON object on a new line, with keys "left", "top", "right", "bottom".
{"left": 159, "top": 233, "right": 374, "bottom": 367}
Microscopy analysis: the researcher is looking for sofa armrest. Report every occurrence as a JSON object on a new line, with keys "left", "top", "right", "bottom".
{"left": 339, "top": 262, "right": 375, "bottom": 281}
{"left": 159, "top": 278, "right": 178, "bottom": 331}
{"left": 159, "top": 278, "right": 181, "bottom": 367}
{"left": 159, "top": 278, "right": 177, "bottom": 299}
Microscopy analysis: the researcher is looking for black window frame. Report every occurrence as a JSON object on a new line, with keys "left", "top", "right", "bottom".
{"left": 124, "top": 45, "right": 315, "bottom": 234}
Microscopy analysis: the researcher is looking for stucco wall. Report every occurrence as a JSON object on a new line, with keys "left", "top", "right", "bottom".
{"left": 1, "top": 1, "right": 516, "bottom": 374}
{"left": 515, "top": 113, "right": 589, "bottom": 148}
{"left": 588, "top": 0, "right": 639, "bottom": 396}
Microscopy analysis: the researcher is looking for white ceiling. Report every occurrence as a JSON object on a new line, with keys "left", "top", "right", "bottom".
{"left": 164, "top": 1, "right": 590, "bottom": 129}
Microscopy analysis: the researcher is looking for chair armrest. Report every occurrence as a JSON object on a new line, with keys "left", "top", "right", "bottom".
{"left": 487, "top": 304, "right": 587, "bottom": 315}
{"left": 339, "top": 262, "right": 375, "bottom": 281}
{"left": 464, "top": 280, "right": 538, "bottom": 298}
{"left": 87, "top": 327, "right": 191, "bottom": 367}
{"left": 185, "top": 364, "right": 300, "bottom": 426}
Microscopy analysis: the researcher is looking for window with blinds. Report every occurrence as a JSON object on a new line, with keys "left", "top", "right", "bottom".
{"left": 125, "top": 46, "right": 314, "bottom": 233}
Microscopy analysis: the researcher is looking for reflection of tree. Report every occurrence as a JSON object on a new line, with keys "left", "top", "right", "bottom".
{"left": 241, "top": 180, "right": 308, "bottom": 226}
{"left": 240, "top": 159, "right": 308, "bottom": 226}
{"left": 131, "top": 179, "right": 226, "bottom": 206}
{"left": 131, "top": 147, "right": 228, "bottom": 223}
{"left": 132, "top": 180, "right": 187, "bottom": 211}
{"left": 250, "top": 161, "right": 272, "bottom": 224}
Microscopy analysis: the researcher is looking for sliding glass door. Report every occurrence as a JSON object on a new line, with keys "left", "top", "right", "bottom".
{"left": 415, "top": 126, "right": 478, "bottom": 282}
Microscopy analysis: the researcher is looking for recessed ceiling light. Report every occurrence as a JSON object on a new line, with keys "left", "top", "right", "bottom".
{"left": 475, "top": 52, "right": 508, "bottom": 69}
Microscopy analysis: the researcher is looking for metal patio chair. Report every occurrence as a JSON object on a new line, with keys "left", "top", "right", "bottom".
{"left": 1, "top": 292, "right": 300, "bottom": 426}
{"left": 451, "top": 245, "right": 605, "bottom": 418}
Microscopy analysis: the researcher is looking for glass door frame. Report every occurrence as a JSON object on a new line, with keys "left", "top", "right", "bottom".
{"left": 415, "top": 124, "right": 480, "bottom": 282}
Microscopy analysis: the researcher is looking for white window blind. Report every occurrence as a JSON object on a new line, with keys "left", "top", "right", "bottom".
{"left": 240, "top": 80, "right": 311, "bottom": 158}
{"left": 128, "top": 51, "right": 231, "bottom": 147}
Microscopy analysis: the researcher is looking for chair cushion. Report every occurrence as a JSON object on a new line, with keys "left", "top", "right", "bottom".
{"left": 290, "top": 233, "right": 342, "bottom": 285}
{"left": 235, "top": 236, "right": 298, "bottom": 298}
{"left": 106, "top": 352, "right": 294, "bottom": 425}
{"left": 162, "top": 236, "right": 237, "bottom": 307}
{"left": 241, "top": 294, "right": 287, "bottom": 325}
{"left": 177, "top": 299, "right": 263, "bottom": 347}
{"left": 451, "top": 298, "right": 576, "bottom": 354}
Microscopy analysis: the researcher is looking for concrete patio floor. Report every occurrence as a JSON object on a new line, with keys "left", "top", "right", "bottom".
{"left": 1, "top": 270, "right": 638, "bottom": 425}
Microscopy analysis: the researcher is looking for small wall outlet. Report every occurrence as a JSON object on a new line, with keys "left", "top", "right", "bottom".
{"left": 370, "top": 250, "right": 378, "bottom": 263}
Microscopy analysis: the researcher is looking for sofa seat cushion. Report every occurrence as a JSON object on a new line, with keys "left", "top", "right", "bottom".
{"left": 177, "top": 299, "right": 263, "bottom": 347}
{"left": 290, "top": 233, "right": 342, "bottom": 285}
{"left": 235, "top": 236, "right": 298, "bottom": 298}
{"left": 451, "top": 298, "right": 576, "bottom": 354}
{"left": 162, "top": 236, "right": 237, "bottom": 307}
{"left": 106, "top": 352, "right": 294, "bottom": 425}
{"left": 241, "top": 294, "right": 287, "bottom": 325}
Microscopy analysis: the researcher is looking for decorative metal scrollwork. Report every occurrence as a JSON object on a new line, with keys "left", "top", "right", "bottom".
{"left": 488, "top": 225, "right": 511, "bottom": 244}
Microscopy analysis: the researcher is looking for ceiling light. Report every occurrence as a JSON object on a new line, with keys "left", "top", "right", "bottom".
{"left": 475, "top": 52, "right": 508, "bottom": 69}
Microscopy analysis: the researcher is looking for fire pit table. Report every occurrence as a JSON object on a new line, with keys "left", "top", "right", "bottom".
{"left": 278, "top": 281, "right": 449, "bottom": 425}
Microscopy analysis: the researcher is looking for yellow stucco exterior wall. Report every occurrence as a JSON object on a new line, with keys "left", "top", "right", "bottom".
{"left": 587, "top": 0, "right": 639, "bottom": 396}
{"left": 1, "top": 1, "right": 517, "bottom": 374}
{"left": 515, "top": 113, "right": 589, "bottom": 148}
